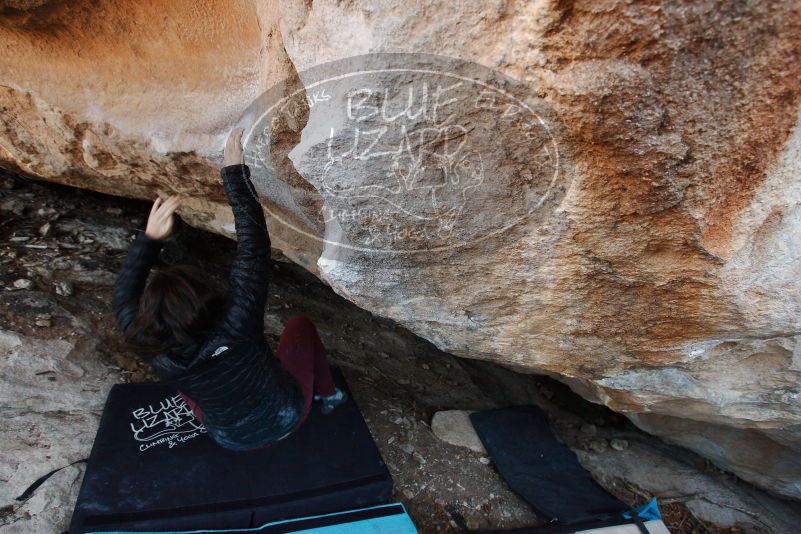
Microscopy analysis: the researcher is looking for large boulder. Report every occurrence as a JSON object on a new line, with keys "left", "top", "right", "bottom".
{"left": 1, "top": 0, "right": 800, "bottom": 499}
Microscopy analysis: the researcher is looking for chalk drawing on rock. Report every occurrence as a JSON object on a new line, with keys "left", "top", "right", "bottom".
{"left": 241, "top": 53, "right": 569, "bottom": 254}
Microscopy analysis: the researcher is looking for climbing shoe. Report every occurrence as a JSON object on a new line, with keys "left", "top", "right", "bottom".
{"left": 316, "top": 387, "right": 348, "bottom": 415}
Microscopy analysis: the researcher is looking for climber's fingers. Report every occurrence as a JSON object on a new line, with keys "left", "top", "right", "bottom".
{"left": 152, "top": 195, "right": 174, "bottom": 214}
{"left": 224, "top": 128, "right": 245, "bottom": 166}
{"left": 145, "top": 195, "right": 181, "bottom": 240}
{"left": 229, "top": 127, "right": 243, "bottom": 145}
{"left": 161, "top": 195, "right": 180, "bottom": 214}
{"left": 150, "top": 196, "right": 163, "bottom": 217}
{"left": 155, "top": 196, "right": 180, "bottom": 221}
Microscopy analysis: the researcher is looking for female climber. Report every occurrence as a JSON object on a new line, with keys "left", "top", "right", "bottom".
{"left": 112, "top": 128, "right": 346, "bottom": 451}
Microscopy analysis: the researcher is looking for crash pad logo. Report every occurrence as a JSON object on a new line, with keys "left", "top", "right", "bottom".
{"left": 240, "top": 53, "right": 567, "bottom": 254}
{"left": 129, "top": 394, "right": 206, "bottom": 452}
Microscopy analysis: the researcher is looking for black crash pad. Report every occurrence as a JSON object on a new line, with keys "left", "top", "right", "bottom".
{"left": 68, "top": 368, "right": 392, "bottom": 533}
{"left": 470, "top": 406, "right": 628, "bottom": 525}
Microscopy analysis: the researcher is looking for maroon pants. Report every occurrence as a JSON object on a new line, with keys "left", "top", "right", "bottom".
{"left": 180, "top": 316, "right": 336, "bottom": 431}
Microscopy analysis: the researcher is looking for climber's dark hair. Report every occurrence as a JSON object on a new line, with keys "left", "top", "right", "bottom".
{"left": 124, "top": 264, "right": 223, "bottom": 360}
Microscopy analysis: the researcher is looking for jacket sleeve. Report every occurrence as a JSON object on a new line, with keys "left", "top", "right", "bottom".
{"left": 113, "top": 232, "right": 164, "bottom": 334}
{"left": 219, "top": 164, "right": 270, "bottom": 342}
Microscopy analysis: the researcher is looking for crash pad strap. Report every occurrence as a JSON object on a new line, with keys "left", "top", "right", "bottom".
{"left": 15, "top": 458, "right": 87, "bottom": 502}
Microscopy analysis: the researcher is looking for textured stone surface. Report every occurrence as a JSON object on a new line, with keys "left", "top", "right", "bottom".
{"left": 2, "top": 0, "right": 801, "bottom": 499}
{"left": 0, "top": 328, "right": 120, "bottom": 533}
{"left": 431, "top": 410, "right": 487, "bottom": 454}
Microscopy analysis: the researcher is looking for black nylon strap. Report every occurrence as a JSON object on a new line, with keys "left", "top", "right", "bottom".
{"left": 631, "top": 514, "right": 651, "bottom": 534}
{"left": 15, "top": 459, "right": 88, "bottom": 502}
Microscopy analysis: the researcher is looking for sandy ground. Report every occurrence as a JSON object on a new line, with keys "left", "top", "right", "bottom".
{"left": 3, "top": 173, "right": 799, "bottom": 533}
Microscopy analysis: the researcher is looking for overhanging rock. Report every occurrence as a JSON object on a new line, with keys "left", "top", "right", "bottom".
{"left": 1, "top": 0, "right": 800, "bottom": 499}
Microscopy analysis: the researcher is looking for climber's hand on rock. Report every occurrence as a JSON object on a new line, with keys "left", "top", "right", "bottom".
{"left": 145, "top": 195, "right": 180, "bottom": 240}
{"left": 224, "top": 128, "right": 244, "bottom": 166}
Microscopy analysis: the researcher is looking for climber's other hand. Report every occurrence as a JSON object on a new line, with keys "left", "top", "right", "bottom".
{"left": 145, "top": 195, "right": 180, "bottom": 240}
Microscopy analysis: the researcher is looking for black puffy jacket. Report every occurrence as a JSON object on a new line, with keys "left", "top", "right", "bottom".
{"left": 113, "top": 164, "right": 304, "bottom": 450}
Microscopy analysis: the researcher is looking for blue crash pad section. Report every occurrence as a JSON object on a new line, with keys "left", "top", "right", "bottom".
{"left": 88, "top": 503, "right": 417, "bottom": 534}
{"left": 69, "top": 369, "right": 393, "bottom": 533}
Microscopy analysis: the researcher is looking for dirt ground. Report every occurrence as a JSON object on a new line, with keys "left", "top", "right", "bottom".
{"left": 2, "top": 173, "right": 797, "bottom": 533}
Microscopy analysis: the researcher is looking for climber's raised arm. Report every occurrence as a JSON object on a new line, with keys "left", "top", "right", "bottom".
{"left": 113, "top": 196, "right": 179, "bottom": 333}
{"left": 218, "top": 128, "right": 271, "bottom": 342}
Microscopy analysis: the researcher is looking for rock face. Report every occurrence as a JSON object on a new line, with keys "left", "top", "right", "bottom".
{"left": 431, "top": 411, "right": 487, "bottom": 454}
{"left": 1, "top": 0, "right": 801, "bottom": 499}
{"left": 0, "top": 327, "right": 121, "bottom": 533}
